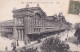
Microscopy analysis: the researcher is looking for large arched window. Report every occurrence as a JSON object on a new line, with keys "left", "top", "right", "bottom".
{"left": 34, "top": 13, "right": 41, "bottom": 26}
{"left": 35, "top": 13, "right": 41, "bottom": 19}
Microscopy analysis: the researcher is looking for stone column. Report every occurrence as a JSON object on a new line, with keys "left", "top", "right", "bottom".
{"left": 17, "top": 28, "right": 20, "bottom": 40}
{"left": 19, "top": 29, "right": 21, "bottom": 40}
{"left": 20, "top": 29, "right": 22, "bottom": 40}
{"left": 17, "top": 29, "right": 19, "bottom": 40}
{"left": 24, "top": 15, "right": 29, "bottom": 43}
{"left": 21, "top": 29, "right": 23, "bottom": 41}
{"left": 21, "top": 29, "right": 23, "bottom": 40}
{"left": 41, "top": 19, "right": 45, "bottom": 32}
{"left": 13, "top": 18, "right": 18, "bottom": 40}
{"left": 29, "top": 17, "right": 34, "bottom": 34}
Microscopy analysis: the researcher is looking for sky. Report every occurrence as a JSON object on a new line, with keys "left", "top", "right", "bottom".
{"left": 0, "top": 0, "right": 80, "bottom": 24}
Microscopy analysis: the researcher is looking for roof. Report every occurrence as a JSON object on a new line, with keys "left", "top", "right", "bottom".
{"left": 12, "top": 6, "right": 47, "bottom": 18}
{"left": 46, "top": 16, "right": 54, "bottom": 20}
{"left": 0, "top": 20, "right": 14, "bottom": 26}
{"left": 13, "top": 7, "right": 42, "bottom": 12}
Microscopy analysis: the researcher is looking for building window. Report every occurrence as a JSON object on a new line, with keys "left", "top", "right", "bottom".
{"left": 20, "top": 18, "right": 24, "bottom": 26}
{"left": 34, "top": 20, "right": 37, "bottom": 25}
{"left": 34, "top": 28, "right": 41, "bottom": 32}
{"left": 34, "top": 19, "right": 41, "bottom": 26}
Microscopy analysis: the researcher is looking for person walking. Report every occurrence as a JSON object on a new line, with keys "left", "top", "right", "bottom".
{"left": 16, "top": 40, "right": 19, "bottom": 46}
{"left": 11, "top": 41, "right": 17, "bottom": 52}
{"left": 24, "top": 40, "right": 27, "bottom": 45}
{"left": 5, "top": 46, "right": 8, "bottom": 52}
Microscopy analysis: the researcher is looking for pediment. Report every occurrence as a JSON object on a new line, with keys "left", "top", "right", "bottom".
{"left": 12, "top": 7, "right": 47, "bottom": 18}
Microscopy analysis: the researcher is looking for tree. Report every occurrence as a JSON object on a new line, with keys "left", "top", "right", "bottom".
{"left": 19, "top": 47, "right": 38, "bottom": 52}
{"left": 74, "top": 28, "right": 80, "bottom": 43}
{"left": 53, "top": 14, "right": 58, "bottom": 22}
{"left": 74, "top": 23, "right": 80, "bottom": 29}
{"left": 74, "top": 23, "right": 80, "bottom": 43}
{"left": 40, "top": 37, "right": 70, "bottom": 52}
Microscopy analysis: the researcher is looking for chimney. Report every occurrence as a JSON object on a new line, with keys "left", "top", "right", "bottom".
{"left": 13, "top": 7, "right": 16, "bottom": 10}
{"left": 37, "top": 4, "right": 39, "bottom": 7}
{"left": 26, "top": 4, "right": 29, "bottom": 8}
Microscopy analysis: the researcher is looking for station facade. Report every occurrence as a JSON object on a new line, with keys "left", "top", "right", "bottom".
{"left": 12, "top": 5, "right": 71, "bottom": 41}
{"left": 0, "top": 5, "right": 71, "bottom": 42}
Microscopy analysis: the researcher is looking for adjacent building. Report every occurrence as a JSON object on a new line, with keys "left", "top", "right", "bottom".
{"left": 0, "top": 20, "right": 13, "bottom": 39}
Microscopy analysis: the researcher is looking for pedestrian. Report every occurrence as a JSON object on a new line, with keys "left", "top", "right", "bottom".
{"left": 17, "top": 40, "right": 19, "bottom": 46}
{"left": 5, "top": 46, "right": 8, "bottom": 51}
{"left": 13, "top": 46, "right": 16, "bottom": 51}
{"left": 11, "top": 41, "right": 17, "bottom": 52}
{"left": 24, "top": 40, "right": 27, "bottom": 45}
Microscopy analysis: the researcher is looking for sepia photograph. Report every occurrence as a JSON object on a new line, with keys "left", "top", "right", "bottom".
{"left": 0, "top": 0, "right": 80, "bottom": 52}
